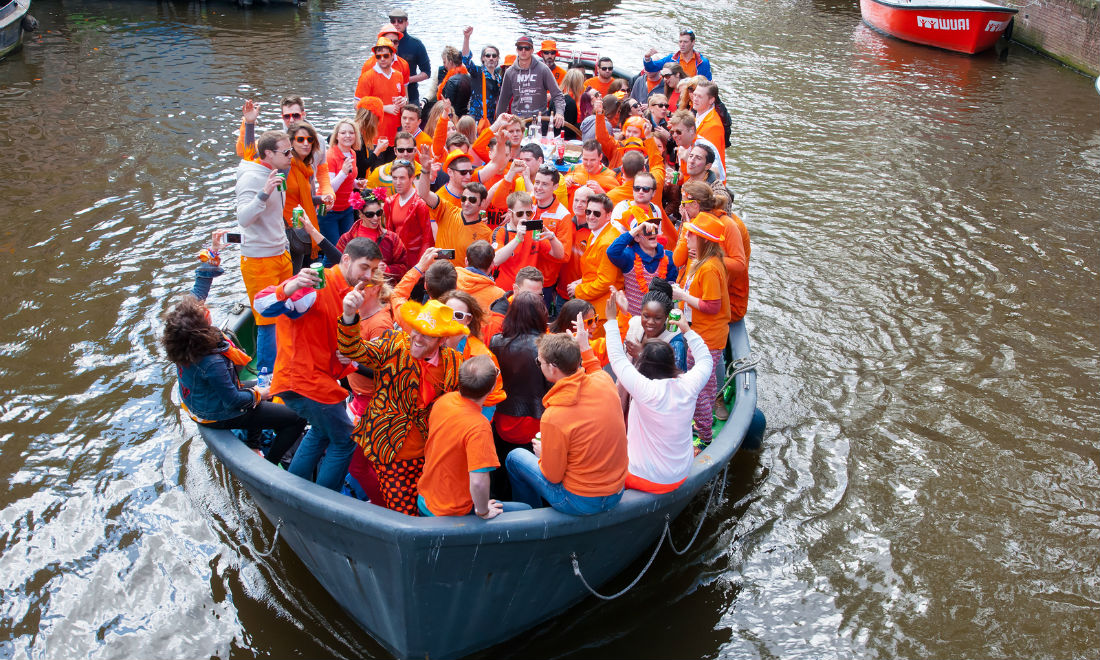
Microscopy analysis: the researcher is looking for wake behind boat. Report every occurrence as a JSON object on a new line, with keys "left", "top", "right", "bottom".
{"left": 195, "top": 307, "right": 760, "bottom": 659}
{"left": 860, "top": 0, "right": 1018, "bottom": 54}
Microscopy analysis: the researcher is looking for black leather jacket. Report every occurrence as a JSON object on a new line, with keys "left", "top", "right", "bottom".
{"left": 490, "top": 332, "right": 549, "bottom": 419}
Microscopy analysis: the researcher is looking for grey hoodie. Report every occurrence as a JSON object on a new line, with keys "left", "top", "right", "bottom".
{"left": 235, "top": 160, "right": 288, "bottom": 258}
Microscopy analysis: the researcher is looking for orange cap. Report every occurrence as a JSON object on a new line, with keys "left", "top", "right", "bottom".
{"left": 503, "top": 54, "right": 516, "bottom": 66}
{"left": 356, "top": 96, "right": 384, "bottom": 119}
{"left": 621, "top": 137, "right": 645, "bottom": 155}
{"left": 685, "top": 212, "right": 726, "bottom": 243}
{"left": 378, "top": 24, "right": 403, "bottom": 40}
{"left": 540, "top": 40, "right": 557, "bottom": 52}
{"left": 373, "top": 36, "right": 396, "bottom": 53}
{"left": 443, "top": 148, "right": 472, "bottom": 170}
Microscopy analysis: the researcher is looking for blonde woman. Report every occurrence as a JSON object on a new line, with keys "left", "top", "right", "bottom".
{"left": 322, "top": 119, "right": 363, "bottom": 260}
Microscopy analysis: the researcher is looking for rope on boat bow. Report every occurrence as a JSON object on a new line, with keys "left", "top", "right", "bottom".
{"left": 254, "top": 519, "right": 283, "bottom": 558}
{"left": 571, "top": 463, "right": 730, "bottom": 600}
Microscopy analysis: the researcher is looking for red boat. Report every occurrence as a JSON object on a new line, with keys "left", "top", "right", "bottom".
{"left": 860, "top": 0, "right": 1018, "bottom": 54}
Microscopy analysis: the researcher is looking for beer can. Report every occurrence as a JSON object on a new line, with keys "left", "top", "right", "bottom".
{"left": 533, "top": 229, "right": 541, "bottom": 241}
{"left": 667, "top": 308, "right": 682, "bottom": 332}
{"left": 277, "top": 173, "right": 286, "bottom": 191}
{"left": 318, "top": 202, "right": 327, "bottom": 216}
{"left": 292, "top": 208, "right": 303, "bottom": 228}
{"left": 311, "top": 262, "right": 326, "bottom": 289}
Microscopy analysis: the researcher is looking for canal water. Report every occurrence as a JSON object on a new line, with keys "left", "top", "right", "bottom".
{"left": 0, "top": 0, "right": 1096, "bottom": 657}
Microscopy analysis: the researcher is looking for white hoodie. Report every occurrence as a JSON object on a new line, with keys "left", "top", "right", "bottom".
{"left": 235, "top": 160, "right": 288, "bottom": 258}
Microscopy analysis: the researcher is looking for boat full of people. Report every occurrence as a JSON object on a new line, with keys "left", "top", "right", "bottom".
{"left": 168, "top": 14, "right": 757, "bottom": 658}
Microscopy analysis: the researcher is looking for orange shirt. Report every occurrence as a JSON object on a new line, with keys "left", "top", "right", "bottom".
{"left": 491, "top": 224, "right": 552, "bottom": 292}
{"left": 419, "top": 392, "right": 500, "bottom": 516}
{"left": 358, "top": 54, "right": 410, "bottom": 88}
{"left": 538, "top": 368, "right": 628, "bottom": 497}
{"left": 534, "top": 198, "right": 574, "bottom": 287}
{"left": 565, "top": 163, "right": 620, "bottom": 199}
{"left": 680, "top": 257, "right": 730, "bottom": 351}
{"left": 584, "top": 76, "right": 613, "bottom": 96}
{"left": 356, "top": 66, "right": 406, "bottom": 143}
{"left": 673, "top": 216, "right": 747, "bottom": 322}
{"left": 550, "top": 64, "right": 567, "bottom": 86}
{"left": 430, "top": 198, "right": 492, "bottom": 268}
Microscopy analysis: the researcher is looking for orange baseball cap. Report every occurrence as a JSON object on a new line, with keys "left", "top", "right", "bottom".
{"left": 443, "top": 149, "right": 472, "bottom": 170}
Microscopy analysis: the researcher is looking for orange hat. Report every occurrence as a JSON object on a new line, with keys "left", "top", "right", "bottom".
{"left": 621, "top": 137, "right": 645, "bottom": 155}
{"left": 685, "top": 212, "right": 726, "bottom": 243}
{"left": 398, "top": 300, "right": 470, "bottom": 338}
{"left": 624, "top": 205, "right": 658, "bottom": 230}
{"left": 442, "top": 148, "right": 472, "bottom": 170}
{"left": 540, "top": 40, "right": 557, "bottom": 52}
{"left": 378, "top": 24, "right": 403, "bottom": 40}
{"left": 612, "top": 90, "right": 628, "bottom": 100}
{"left": 503, "top": 54, "right": 516, "bottom": 66}
{"left": 356, "top": 96, "right": 384, "bottom": 119}
{"left": 622, "top": 116, "right": 647, "bottom": 135}
{"left": 373, "top": 36, "right": 396, "bottom": 53}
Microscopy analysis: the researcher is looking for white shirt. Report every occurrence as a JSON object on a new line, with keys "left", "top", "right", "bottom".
{"left": 606, "top": 320, "right": 713, "bottom": 485}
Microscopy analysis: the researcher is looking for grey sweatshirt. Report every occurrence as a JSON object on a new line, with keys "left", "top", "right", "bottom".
{"left": 495, "top": 59, "right": 565, "bottom": 119}
{"left": 235, "top": 160, "right": 288, "bottom": 258}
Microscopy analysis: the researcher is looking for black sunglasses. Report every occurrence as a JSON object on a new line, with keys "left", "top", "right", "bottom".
{"left": 360, "top": 209, "right": 382, "bottom": 218}
{"left": 584, "top": 209, "right": 603, "bottom": 216}
{"left": 513, "top": 209, "right": 534, "bottom": 218}
{"left": 652, "top": 102, "right": 669, "bottom": 108}
{"left": 461, "top": 195, "right": 481, "bottom": 204}
{"left": 452, "top": 167, "right": 474, "bottom": 175}
{"left": 394, "top": 146, "right": 415, "bottom": 153}
{"left": 599, "top": 66, "right": 613, "bottom": 72}
{"left": 516, "top": 45, "right": 533, "bottom": 51}
{"left": 633, "top": 185, "right": 654, "bottom": 192}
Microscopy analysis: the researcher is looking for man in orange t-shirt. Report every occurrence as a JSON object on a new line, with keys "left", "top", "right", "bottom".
{"left": 414, "top": 152, "right": 492, "bottom": 268}
{"left": 490, "top": 190, "right": 565, "bottom": 292}
{"left": 418, "top": 356, "right": 532, "bottom": 517}
{"left": 584, "top": 56, "right": 616, "bottom": 95}
{"left": 356, "top": 37, "right": 407, "bottom": 144}
{"left": 530, "top": 165, "right": 574, "bottom": 316}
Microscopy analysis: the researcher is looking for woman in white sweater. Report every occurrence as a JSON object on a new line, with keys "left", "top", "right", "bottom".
{"left": 603, "top": 288, "right": 713, "bottom": 494}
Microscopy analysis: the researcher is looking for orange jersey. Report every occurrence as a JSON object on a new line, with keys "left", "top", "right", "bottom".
{"left": 356, "top": 66, "right": 406, "bottom": 143}
{"left": 430, "top": 199, "right": 493, "bottom": 268}
{"left": 533, "top": 198, "right": 574, "bottom": 286}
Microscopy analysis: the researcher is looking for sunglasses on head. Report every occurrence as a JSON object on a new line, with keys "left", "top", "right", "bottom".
{"left": 513, "top": 209, "right": 534, "bottom": 218}
{"left": 633, "top": 185, "right": 654, "bottom": 192}
{"left": 394, "top": 146, "right": 415, "bottom": 154}
{"left": 282, "top": 112, "right": 303, "bottom": 121}
{"left": 293, "top": 135, "right": 315, "bottom": 144}
{"left": 461, "top": 195, "right": 481, "bottom": 204}
{"left": 516, "top": 44, "right": 533, "bottom": 51}
{"left": 360, "top": 209, "right": 382, "bottom": 218}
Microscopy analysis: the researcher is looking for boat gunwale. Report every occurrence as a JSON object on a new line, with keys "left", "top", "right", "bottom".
{"left": 864, "top": 0, "right": 1018, "bottom": 14}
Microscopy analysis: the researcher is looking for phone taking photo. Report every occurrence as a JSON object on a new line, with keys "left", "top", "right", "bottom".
{"left": 525, "top": 218, "right": 544, "bottom": 232}
{"left": 226, "top": 233, "right": 243, "bottom": 244}
{"left": 436, "top": 249, "right": 456, "bottom": 259}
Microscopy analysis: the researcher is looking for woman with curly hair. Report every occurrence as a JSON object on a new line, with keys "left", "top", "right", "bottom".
{"left": 336, "top": 188, "right": 410, "bottom": 284}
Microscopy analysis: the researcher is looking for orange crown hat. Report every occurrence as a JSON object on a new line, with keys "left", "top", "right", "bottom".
{"left": 540, "top": 40, "right": 557, "bottom": 52}
{"left": 442, "top": 148, "right": 472, "bottom": 170}
{"left": 378, "top": 24, "right": 403, "bottom": 40}
{"left": 624, "top": 204, "right": 657, "bottom": 231}
{"left": 373, "top": 36, "right": 396, "bottom": 53}
{"left": 356, "top": 96, "right": 384, "bottom": 120}
{"left": 398, "top": 300, "right": 470, "bottom": 338}
{"left": 685, "top": 212, "right": 726, "bottom": 244}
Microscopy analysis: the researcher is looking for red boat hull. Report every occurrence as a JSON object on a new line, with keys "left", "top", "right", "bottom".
{"left": 860, "top": 0, "right": 1018, "bottom": 54}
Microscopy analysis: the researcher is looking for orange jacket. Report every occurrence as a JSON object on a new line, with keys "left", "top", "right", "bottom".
{"left": 695, "top": 107, "right": 726, "bottom": 154}
{"left": 538, "top": 366, "right": 628, "bottom": 497}
{"left": 573, "top": 221, "right": 624, "bottom": 324}
{"left": 462, "top": 334, "right": 506, "bottom": 408}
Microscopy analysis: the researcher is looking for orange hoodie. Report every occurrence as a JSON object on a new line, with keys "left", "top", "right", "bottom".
{"left": 538, "top": 366, "right": 628, "bottom": 497}
{"left": 456, "top": 267, "right": 505, "bottom": 315}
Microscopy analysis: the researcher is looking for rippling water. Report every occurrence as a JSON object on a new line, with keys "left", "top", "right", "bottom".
{"left": 0, "top": 0, "right": 1096, "bottom": 658}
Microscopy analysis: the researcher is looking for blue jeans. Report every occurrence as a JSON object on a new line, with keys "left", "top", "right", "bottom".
{"left": 255, "top": 324, "right": 277, "bottom": 376}
{"left": 506, "top": 449, "right": 623, "bottom": 516}
{"left": 319, "top": 207, "right": 355, "bottom": 266}
{"left": 416, "top": 494, "right": 532, "bottom": 516}
{"left": 280, "top": 393, "right": 355, "bottom": 491}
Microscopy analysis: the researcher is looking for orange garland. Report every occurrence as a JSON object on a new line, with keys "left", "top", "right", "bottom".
{"left": 632, "top": 250, "right": 668, "bottom": 295}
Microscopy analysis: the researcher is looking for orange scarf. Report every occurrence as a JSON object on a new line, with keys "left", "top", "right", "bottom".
{"left": 283, "top": 157, "right": 320, "bottom": 255}
{"left": 437, "top": 65, "right": 469, "bottom": 100}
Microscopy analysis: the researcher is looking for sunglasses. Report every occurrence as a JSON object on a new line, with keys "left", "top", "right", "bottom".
{"left": 389, "top": 17, "right": 407, "bottom": 23}
{"left": 452, "top": 310, "right": 472, "bottom": 321}
{"left": 633, "top": 185, "right": 654, "bottom": 192}
{"left": 652, "top": 103, "right": 668, "bottom": 108}
{"left": 681, "top": 198, "right": 697, "bottom": 205}
{"left": 582, "top": 317, "right": 597, "bottom": 327}
{"left": 282, "top": 112, "right": 303, "bottom": 121}
{"left": 360, "top": 209, "right": 382, "bottom": 218}
{"left": 394, "top": 146, "right": 415, "bottom": 154}
{"left": 599, "top": 66, "right": 613, "bottom": 72}
{"left": 535, "top": 355, "right": 554, "bottom": 368}
{"left": 513, "top": 209, "right": 534, "bottom": 218}
{"left": 452, "top": 167, "right": 474, "bottom": 175}
{"left": 516, "top": 45, "right": 533, "bottom": 51}
{"left": 279, "top": 148, "right": 293, "bottom": 157}
{"left": 584, "top": 209, "right": 603, "bottom": 216}
{"left": 484, "top": 52, "right": 499, "bottom": 59}
{"left": 393, "top": 159, "right": 413, "bottom": 167}
{"left": 374, "top": 51, "right": 393, "bottom": 59}
{"left": 661, "top": 73, "right": 672, "bottom": 79}
{"left": 461, "top": 195, "right": 481, "bottom": 204}
{"left": 542, "top": 50, "right": 557, "bottom": 56}
{"left": 293, "top": 135, "right": 315, "bottom": 144}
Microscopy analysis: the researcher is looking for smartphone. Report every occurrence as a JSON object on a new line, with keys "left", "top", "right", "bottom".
{"left": 226, "top": 233, "right": 242, "bottom": 244}
{"left": 437, "top": 248, "right": 456, "bottom": 259}
{"left": 525, "top": 218, "right": 544, "bottom": 232}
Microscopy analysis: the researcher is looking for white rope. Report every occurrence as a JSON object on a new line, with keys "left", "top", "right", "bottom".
{"left": 571, "top": 523, "right": 668, "bottom": 601}
{"left": 254, "top": 520, "right": 283, "bottom": 557}
{"left": 667, "top": 464, "right": 729, "bottom": 556}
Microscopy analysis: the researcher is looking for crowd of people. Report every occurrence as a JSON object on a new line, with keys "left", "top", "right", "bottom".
{"left": 163, "top": 12, "right": 751, "bottom": 520}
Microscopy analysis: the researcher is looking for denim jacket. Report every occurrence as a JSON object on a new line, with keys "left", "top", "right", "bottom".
{"left": 177, "top": 340, "right": 256, "bottom": 422}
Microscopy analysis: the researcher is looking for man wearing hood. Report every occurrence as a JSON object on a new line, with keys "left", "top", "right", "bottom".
{"left": 506, "top": 332, "right": 627, "bottom": 515}
{"left": 455, "top": 240, "right": 505, "bottom": 313}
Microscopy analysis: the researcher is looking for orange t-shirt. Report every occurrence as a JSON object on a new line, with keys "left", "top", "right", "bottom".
{"left": 681, "top": 256, "right": 730, "bottom": 351}
{"left": 419, "top": 392, "right": 500, "bottom": 516}
{"left": 534, "top": 199, "right": 574, "bottom": 287}
{"left": 584, "top": 76, "right": 613, "bottom": 96}
{"left": 356, "top": 66, "right": 406, "bottom": 144}
{"left": 491, "top": 224, "right": 552, "bottom": 292}
{"left": 430, "top": 199, "right": 492, "bottom": 268}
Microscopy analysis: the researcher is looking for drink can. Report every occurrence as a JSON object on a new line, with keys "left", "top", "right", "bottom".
{"left": 292, "top": 208, "right": 303, "bottom": 228}
{"left": 667, "top": 308, "right": 682, "bottom": 332}
{"left": 317, "top": 202, "right": 327, "bottom": 216}
{"left": 277, "top": 173, "right": 286, "bottom": 191}
{"left": 533, "top": 229, "right": 541, "bottom": 241}
{"left": 311, "top": 262, "right": 326, "bottom": 289}
{"left": 670, "top": 171, "right": 680, "bottom": 185}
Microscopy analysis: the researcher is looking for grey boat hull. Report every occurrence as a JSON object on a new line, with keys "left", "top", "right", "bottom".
{"left": 0, "top": 0, "right": 32, "bottom": 59}
{"left": 196, "top": 318, "right": 758, "bottom": 659}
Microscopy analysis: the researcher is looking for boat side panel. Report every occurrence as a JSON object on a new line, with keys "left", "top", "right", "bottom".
{"left": 861, "top": 0, "right": 1017, "bottom": 54}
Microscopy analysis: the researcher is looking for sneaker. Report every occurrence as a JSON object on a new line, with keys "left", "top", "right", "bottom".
{"left": 714, "top": 396, "right": 730, "bottom": 421}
